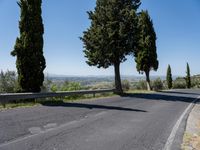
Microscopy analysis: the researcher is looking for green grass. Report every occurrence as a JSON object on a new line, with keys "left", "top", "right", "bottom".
{"left": 0, "top": 102, "right": 39, "bottom": 110}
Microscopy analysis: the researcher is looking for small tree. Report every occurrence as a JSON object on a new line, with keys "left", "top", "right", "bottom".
{"left": 185, "top": 62, "right": 191, "bottom": 88}
{"left": 166, "top": 65, "right": 173, "bottom": 89}
{"left": 135, "top": 10, "right": 158, "bottom": 91}
{"left": 0, "top": 70, "right": 18, "bottom": 93}
{"left": 11, "top": 0, "right": 46, "bottom": 92}
{"left": 81, "top": 0, "right": 140, "bottom": 94}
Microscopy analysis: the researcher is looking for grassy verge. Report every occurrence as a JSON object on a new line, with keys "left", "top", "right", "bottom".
{"left": 181, "top": 103, "right": 200, "bottom": 150}
{"left": 0, "top": 90, "right": 153, "bottom": 110}
{"left": 0, "top": 92, "right": 116, "bottom": 110}
{"left": 182, "top": 132, "right": 200, "bottom": 150}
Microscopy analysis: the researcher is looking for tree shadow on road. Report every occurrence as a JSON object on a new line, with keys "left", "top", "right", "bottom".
{"left": 159, "top": 90, "right": 200, "bottom": 96}
{"left": 41, "top": 101, "right": 147, "bottom": 112}
{"left": 122, "top": 91, "right": 199, "bottom": 103}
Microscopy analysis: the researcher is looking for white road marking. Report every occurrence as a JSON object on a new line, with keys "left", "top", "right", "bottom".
{"left": 163, "top": 96, "right": 200, "bottom": 150}
{"left": 28, "top": 127, "right": 42, "bottom": 134}
{"left": 43, "top": 123, "right": 57, "bottom": 129}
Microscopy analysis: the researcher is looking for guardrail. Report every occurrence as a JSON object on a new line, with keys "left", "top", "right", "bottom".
{"left": 0, "top": 89, "right": 115, "bottom": 104}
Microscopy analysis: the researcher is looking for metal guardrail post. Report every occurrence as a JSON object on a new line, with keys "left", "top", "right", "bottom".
{"left": 0, "top": 89, "right": 115, "bottom": 104}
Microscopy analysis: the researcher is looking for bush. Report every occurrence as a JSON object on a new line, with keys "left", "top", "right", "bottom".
{"left": 0, "top": 70, "right": 18, "bottom": 93}
{"left": 61, "top": 82, "right": 83, "bottom": 100}
{"left": 135, "top": 80, "right": 147, "bottom": 90}
{"left": 61, "top": 82, "right": 82, "bottom": 91}
{"left": 41, "top": 78, "right": 53, "bottom": 92}
{"left": 121, "top": 80, "right": 130, "bottom": 91}
{"left": 191, "top": 78, "right": 200, "bottom": 88}
{"left": 173, "top": 81, "right": 186, "bottom": 89}
{"left": 152, "top": 78, "right": 164, "bottom": 91}
{"left": 50, "top": 84, "right": 58, "bottom": 92}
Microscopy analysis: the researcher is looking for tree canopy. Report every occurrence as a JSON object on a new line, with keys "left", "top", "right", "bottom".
{"left": 81, "top": 0, "right": 140, "bottom": 94}
{"left": 135, "top": 10, "right": 158, "bottom": 90}
{"left": 166, "top": 65, "right": 173, "bottom": 89}
{"left": 186, "top": 62, "right": 191, "bottom": 88}
{"left": 11, "top": 0, "right": 46, "bottom": 92}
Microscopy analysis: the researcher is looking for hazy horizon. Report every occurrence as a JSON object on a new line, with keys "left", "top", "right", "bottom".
{"left": 0, "top": 0, "right": 199, "bottom": 76}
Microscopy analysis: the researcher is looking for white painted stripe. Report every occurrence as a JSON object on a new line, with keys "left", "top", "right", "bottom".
{"left": 163, "top": 95, "right": 200, "bottom": 150}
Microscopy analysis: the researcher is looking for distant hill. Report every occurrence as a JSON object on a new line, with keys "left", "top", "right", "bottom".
{"left": 45, "top": 74, "right": 178, "bottom": 84}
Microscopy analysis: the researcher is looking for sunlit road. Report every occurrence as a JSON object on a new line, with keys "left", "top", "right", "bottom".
{"left": 0, "top": 89, "right": 199, "bottom": 150}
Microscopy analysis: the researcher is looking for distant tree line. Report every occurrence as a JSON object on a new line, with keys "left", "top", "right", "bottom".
{"left": 0, "top": 0, "right": 197, "bottom": 94}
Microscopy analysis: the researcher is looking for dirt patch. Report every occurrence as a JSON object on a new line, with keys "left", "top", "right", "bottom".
{"left": 182, "top": 102, "right": 200, "bottom": 150}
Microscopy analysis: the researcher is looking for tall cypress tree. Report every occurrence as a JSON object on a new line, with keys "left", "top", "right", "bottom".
{"left": 186, "top": 62, "right": 191, "bottom": 89}
{"left": 135, "top": 10, "right": 158, "bottom": 91}
{"left": 11, "top": 0, "right": 46, "bottom": 92}
{"left": 166, "top": 65, "right": 173, "bottom": 89}
{"left": 81, "top": 0, "right": 140, "bottom": 94}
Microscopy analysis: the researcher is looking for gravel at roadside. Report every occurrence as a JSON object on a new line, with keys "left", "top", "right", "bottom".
{"left": 182, "top": 101, "right": 200, "bottom": 150}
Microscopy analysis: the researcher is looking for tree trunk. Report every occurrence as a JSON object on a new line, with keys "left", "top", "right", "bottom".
{"left": 145, "top": 71, "right": 151, "bottom": 91}
{"left": 114, "top": 62, "right": 123, "bottom": 95}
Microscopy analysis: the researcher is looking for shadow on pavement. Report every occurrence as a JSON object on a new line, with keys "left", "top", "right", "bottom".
{"left": 159, "top": 91, "right": 200, "bottom": 96}
{"left": 42, "top": 90, "right": 200, "bottom": 111}
{"left": 122, "top": 92, "right": 199, "bottom": 103}
{"left": 42, "top": 101, "right": 147, "bottom": 112}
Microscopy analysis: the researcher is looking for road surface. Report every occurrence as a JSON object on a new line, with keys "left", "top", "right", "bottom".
{"left": 0, "top": 89, "right": 199, "bottom": 150}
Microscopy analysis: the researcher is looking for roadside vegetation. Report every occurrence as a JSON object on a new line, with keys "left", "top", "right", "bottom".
{"left": 1, "top": 69, "right": 200, "bottom": 109}
{"left": 0, "top": 0, "right": 199, "bottom": 109}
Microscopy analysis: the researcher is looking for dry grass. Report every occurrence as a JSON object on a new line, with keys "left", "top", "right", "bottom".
{"left": 182, "top": 121, "right": 200, "bottom": 150}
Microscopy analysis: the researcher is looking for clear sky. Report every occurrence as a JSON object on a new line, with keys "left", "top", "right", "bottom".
{"left": 0, "top": 0, "right": 200, "bottom": 76}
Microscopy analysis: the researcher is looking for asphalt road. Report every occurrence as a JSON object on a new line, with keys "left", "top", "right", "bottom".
{"left": 0, "top": 89, "right": 199, "bottom": 150}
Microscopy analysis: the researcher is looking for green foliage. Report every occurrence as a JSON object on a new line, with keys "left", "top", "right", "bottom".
{"left": 135, "top": 10, "right": 158, "bottom": 73}
{"left": 191, "top": 77, "right": 200, "bottom": 88}
{"left": 173, "top": 79, "right": 186, "bottom": 89}
{"left": 61, "top": 82, "right": 82, "bottom": 91}
{"left": 50, "top": 84, "right": 58, "bottom": 92}
{"left": 81, "top": 0, "right": 140, "bottom": 93}
{"left": 121, "top": 80, "right": 130, "bottom": 91}
{"left": 0, "top": 70, "right": 18, "bottom": 93}
{"left": 41, "top": 78, "right": 53, "bottom": 92}
{"left": 151, "top": 78, "right": 163, "bottom": 91}
{"left": 134, "top": 80, "right": 147, "bottom": 90}
{"left": 11, "top": 0, "right": 46, "bottom": 92}
{"left": 185, "top": 63, "right": 191, "bottom": 88}
{"left": 90, "top": 82, "right": 114, "bottom": 90}
{"left": 166, "top": 65, "right": 173, "bottom": 89}
{"left": 135, "top": 10, "right": 158, "bottom": 90}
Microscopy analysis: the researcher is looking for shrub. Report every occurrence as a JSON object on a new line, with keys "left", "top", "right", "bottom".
{"left": 173, "top": 81, "right": 186, "bottom": 89}
{"left": 50, "top": 84, "right": 58, "bottom": 92}
{"left": 191, "top": 78, "right": 200, "bottom": 88}
{"left": 152, "top": 78, "right": 163, "bottom": 91}
{"left": 0, "top": 70, "right": 18, "bottom": 93}
{"left": 121, "top": 80, "right": 130, "bottom": 91}
{"left": 135, "top": 80, "right": 147, "bottom": 90}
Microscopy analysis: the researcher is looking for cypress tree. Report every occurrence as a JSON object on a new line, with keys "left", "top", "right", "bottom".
{"left": 166, "top": 65, "right": 173, "bottom": 89}
{"left": 11, "top": 0, "right": 46, "bottom": 92}
{"left": 135, "top": 10, "right": 158, "bottom": 91}
{"left": 81, "top": 0, "right": 140, "bottom": 94}
{"left": 186, "top": 62, "right": 191, "bottom": 88}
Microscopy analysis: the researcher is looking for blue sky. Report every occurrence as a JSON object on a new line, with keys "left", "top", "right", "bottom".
{"left": 0, "top": 0, "right": 200, "bottom": 76}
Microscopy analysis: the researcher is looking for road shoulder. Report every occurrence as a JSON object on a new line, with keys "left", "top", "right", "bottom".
{"left": 182, "top": 101, "right": 200, "bottom": 150}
